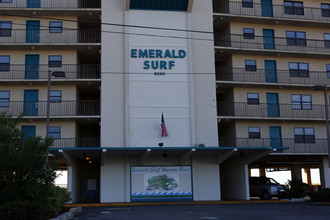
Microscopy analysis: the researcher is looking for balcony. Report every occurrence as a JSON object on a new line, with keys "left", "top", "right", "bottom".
{"left": 0, "top": 100, "right": 100, "bottom": 117}
{"left": 216, "top": 67, "right": 330, "bottom": 86}
{"left": 218, "top": 138, "right": 328, "bottom": 154}
{"left": 0, "top": 0, "right": 101, "bottom": 8}
{"left": 0, "top": 64, "right": 100, "bottom": 81}
{"left": 51, "top": 138, "right": 100, "bottom": 148}
{"left": 0, "top": 29, "right": 100, "bottom": 45}
{"left": 218, "top": 102, "right": 328, "bottom": 120}
{"left": 213, "top": 0, "right": 330, "bottom": 23}
{"left": 214, "top": 33, "right": 330, "bottom": 55}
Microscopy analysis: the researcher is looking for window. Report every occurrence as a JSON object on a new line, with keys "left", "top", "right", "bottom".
{"left": 286, "top": 31, "right": 306, "bottom": 46}
{"left": 0, "top": 0, "right": 13, "bottom": 2}
{"left": 245, "top": 60, "right": 256, "bottom": 71}
{"left": 327, "top": 64, "right": 330, "bottom": 78}
{"left": 321, "top": 3, "right": 330, "bottom": 17}
{"left": 0, "top": 21, "right": 12, "bottom": 37}
{"left": 247, "top": 93, "right": 259, "bottom": 104}
{"left": 49, "top": 21, "right": 62, "bottom": 33}
{"left": 243, "top": 28, "right": 254, "bottom": 39}
{"left": 249, "top": 127, "right": 260, "bottom": 139}
{"left": 291, "top": 94, "right": 312, "bottom": 110}
{"left": 324, "top": 33, "right": 330, "bottom": 47}
{"left": 242, "top": 0, "right": 253, "bottom": 8}
{"left": 48, "top": 56, "right": 62, "bottom": 68}
{"left": 0, "top": 91, "right": 10, "bottom": 108}
{"left": 49, "top": 126, "right": 61, "bottom": 139}
{"left": 0, "top": 56, "right": 10, "bottom": 72}
{"left": 294, "top": 128, "right": 315, "bottom": 143}
{"left": 284, "top": 1, "right": 304, "bottom": 15}
{"left": 50, "top": 90, "right": 61, "bottom": 103}
{"left": 289, "top": 62, "right": 309, "bottom": 77}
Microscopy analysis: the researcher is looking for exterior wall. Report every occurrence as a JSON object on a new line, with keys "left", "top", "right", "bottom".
{"left": 232, "top": 87, "right": 325, "bottom": 105}
{"left": 17, "top": 121, "right": 76, "bottom": 138}
{"left": 101, "top": 0, "right": 218, "bottom": 148}
{"left": 100, "top": 155, "right": 220, "bottom": 203}
{"left": 234, "top": 121, "right": 327, "bottom": 139}
{"left": 229, "top": 22, "right": 330, "bottom": 40}
{"left": 231, "top": 54, "right": 330, "bottom": 72}
{"left": 320, "top": 156, "right": 330, "bottom": 188}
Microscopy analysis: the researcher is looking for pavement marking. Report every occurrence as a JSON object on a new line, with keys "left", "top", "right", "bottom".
{"left": 99, "top": 211, "right": 111, "bottom": 214}
{"left": 200, "top": 217, "right": 218, "bottom": 220}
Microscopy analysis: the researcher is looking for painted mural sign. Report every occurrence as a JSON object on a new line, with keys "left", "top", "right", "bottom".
{"left": 131, "top": 166, "right": 192, "bottom": 201}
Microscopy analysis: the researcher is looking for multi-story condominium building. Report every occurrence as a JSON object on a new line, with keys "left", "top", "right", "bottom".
{"left": 1, "top": 0, "right": 329, "bottom": 203}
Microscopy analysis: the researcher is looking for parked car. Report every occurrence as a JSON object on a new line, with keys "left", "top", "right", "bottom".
{"left": 249, "top": 176, "right": 287, "bottom": 200}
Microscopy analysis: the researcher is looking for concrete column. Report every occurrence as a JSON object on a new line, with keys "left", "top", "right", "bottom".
{"left": 304, "top": 168, "right": 312, "bottom": 185}
{"left": 291, "top": 165, "right": 302, "bottom": 181}
{"left": 192, "top": 156, "right": 221, "bottom": 201}
{"left": 319, "top": 156, "right": 330, "bottom": 188}
{"left": 220, "top": 159, "right": 249, "bottom": 200}
{"left": 67, "top": 166, "right": 73, "bottom": 203}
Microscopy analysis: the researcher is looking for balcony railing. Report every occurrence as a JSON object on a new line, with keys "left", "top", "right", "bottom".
{"left": 214, "top": 33, "right": 330, "bottom": 54}
{"left": 213, "top": 0, "right": 330, "bottom": 22}
{"left": 216, "top": 67, "right": 330, "bottom": 85}
{"left": 0, "top": 64, "right": 100, "bottom": 80}
{"left": 0, "top": 29, "right": 100, "bottom": 44}
{"left": 0, "top": 100, "right": 100, "bottom": 117}
{"left": 0, "top": 0, "right": 101, "bottom": 8}
{"left": 218, "top": 102, "right": 328, "bottom": 119}
{"left": 51, "top": 138, "right": 100, "bottom": 148}
{"left": 218, "top": 138, "right": 328, "bottom": 153}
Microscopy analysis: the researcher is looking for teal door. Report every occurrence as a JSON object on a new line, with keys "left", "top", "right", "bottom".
{"left": 26, "top": 20, "right": 40, "bottom": 43}
{"left": 27, "top": 0, "right": 41, "bottom": 8}
{"left": 85, "top": 179, "right": 99, "bottom": 202}
{"left": 21, "top": 126, "right": 36, "bottom": 140}
{"left": 265, "top": 60, "right": 277, "bottom": 83}
{"left": 267, "top": 93, "right": 280, "bottom": 117}
{"left": 269, "top": 126, "right": 282, "bottom": 148}
{"left": 25, "top": 55, "right": 39, "bottom": 79}
{"left": 24, "top": 90, "right": 38, "bottom": 116}
{"left": 261, "top": 0, "right": 273, "bottom": 17}
{"left": 263, "top": 29, "right": 275, "bottom": 50}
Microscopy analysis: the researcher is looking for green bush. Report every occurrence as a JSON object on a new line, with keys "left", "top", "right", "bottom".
{"left": 0, "top": 113, "right": 71, "bottom": 220}
{"left": 310, "top": 188, "right": 330, "bottom": 202}
{"left": 286, "top": 178, "right": 309, "bottom": 199}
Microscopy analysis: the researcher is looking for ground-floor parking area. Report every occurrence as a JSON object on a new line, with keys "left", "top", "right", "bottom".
{"left": 73, "top": 202, "right": 330, "bottom": 220}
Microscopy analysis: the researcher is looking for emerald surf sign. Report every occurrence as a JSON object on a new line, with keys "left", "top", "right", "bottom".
{"left": 131, "top": 166, "right": 192, "bottom": 202}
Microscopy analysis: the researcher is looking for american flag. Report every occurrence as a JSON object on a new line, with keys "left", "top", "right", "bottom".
{"left": 161, "top": 113, "right": 169, "bottom": 137}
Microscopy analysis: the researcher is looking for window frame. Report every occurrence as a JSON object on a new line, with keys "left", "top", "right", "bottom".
{"left": 294, "top": 128, "right": 315, "bottom": 143}
{"left": 0, "top": 21, "right": 12, "bottom": 37}
{"left": 289, "top": 62, "right": 309, "bottom": 77}
{"left": 48, "top": 55, "right": 62, "bottom": 68}
{"left": 284, "top": 1, "right": 304, "bottom": 15}
{"left": 291, "top": 94, "right": 312, "bottom": 110}
{"left": 249, "top": 127, "right": 260, "bottom": 139}
{"left": 247, "top": 93, "right": 259, "bottom": 105}
{"left": 243, "top": 28, "right": 255, "bottom": 39}
{"left": 0, "top": 55, "right": 10, "bottom": 72}
{"left": 242, "top": 0, "right": 253, "bottom": 8}
{"left": 50, "top": 90, "right": 62, "bottom": 103}
{"left": 324, "top": 33, "right": 330, "bottom": 47}
{"left": 245, "top": 60, "right": 257, "bottom": 72}
{"left": 286, "top": 31, "right": 306, "bottom": 46}
{"left": 49, "top": 21, "right": 62, "bottom": 33}
{"left": 321, "top": 3, "right": 330, "bottom": 17}
{"left": 49, "top": 126, "right": 61, "bottom": 139}
{"left": 0, "top": 90, "right": 10, "bottom": 108}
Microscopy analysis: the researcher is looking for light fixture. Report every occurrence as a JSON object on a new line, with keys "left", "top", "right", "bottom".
{"left": 86, "top": 157, "right": 90, "bottom": 160}
{"left": 89, "top": 161, "right": 92, "bottom": 164}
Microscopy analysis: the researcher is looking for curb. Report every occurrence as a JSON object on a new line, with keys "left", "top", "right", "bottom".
{"left": 49, "top": 207, "right": 82, "bottom": 220}
{"left": 64, "top": 200, "right": 290, "bottom": 208}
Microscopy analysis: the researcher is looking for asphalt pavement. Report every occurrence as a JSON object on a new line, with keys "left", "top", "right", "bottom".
{"left": 73, "top": 202, "right": 330, "bottom": 220}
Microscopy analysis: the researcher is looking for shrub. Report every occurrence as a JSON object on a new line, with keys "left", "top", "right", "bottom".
{"left": 286, "top": 178, "right": 309, "bottom": 199}
{"left": 310, "top": 188, "right": 330, "bottom": 202}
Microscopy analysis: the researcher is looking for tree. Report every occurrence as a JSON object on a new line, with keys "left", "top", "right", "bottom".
{"left": 0, "top": 113, "right": 70, "bottom": 220}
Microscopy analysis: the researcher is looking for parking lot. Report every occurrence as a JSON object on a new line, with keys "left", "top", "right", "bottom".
{"left": 73, "top": 202, "right": 330, "bottom": 220}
